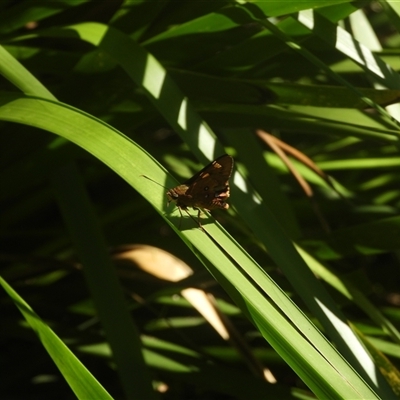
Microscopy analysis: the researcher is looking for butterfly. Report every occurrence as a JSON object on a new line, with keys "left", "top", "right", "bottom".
{"left": 166, "top": 154, "right": 234, "bottom": 227}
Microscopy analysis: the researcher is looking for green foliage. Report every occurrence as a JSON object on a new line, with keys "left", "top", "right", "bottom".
{"left": 1, "top": 0, "right": 399, "bottom": 399}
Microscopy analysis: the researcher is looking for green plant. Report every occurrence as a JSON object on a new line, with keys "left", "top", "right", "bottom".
{"left": 1, "top": 1, "right": 399, "bottom": 399}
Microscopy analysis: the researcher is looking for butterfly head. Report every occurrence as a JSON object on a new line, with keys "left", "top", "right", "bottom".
{"left": 166, "top": 185, "right": 188, "bottom": 207}
{"left": 166, "top": 189, "right": 177, "bottom": 204}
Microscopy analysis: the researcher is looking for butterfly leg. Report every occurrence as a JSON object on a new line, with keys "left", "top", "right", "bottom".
{"left": 197, "top": 208, "right": 202, "bottom": 226}
{"left": 176, "top": 207, "right": 205, "bottom": 231}
{"left": 177, "top": 206, "right": 185, "bottom": 229}
{"left": 193, "top": 208, "right": 205, "bottom": 230}
{"left": 180, "top": 207, "right": 201, "bottom": 230}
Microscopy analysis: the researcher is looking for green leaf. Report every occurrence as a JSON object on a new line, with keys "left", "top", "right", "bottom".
{"left": 0, "top": 276, "right": 113, "bottom": 400}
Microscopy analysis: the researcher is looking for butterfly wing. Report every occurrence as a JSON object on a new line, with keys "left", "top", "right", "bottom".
{"left": 182, "top": 154, "right": 233, "bottom": 210}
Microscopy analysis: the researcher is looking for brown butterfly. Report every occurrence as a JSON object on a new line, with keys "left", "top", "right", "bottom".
{"left": 167, "top": 154, "right": 234, "bottom": 227}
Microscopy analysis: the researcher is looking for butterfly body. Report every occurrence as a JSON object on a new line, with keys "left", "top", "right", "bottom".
{"left": 167, "top": 155, "right": 233, "bottom": 224}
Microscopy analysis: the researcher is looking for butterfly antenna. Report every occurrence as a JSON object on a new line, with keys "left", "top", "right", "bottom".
{"left": 140, "top": 175, "right": 168, "bottom": 190}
